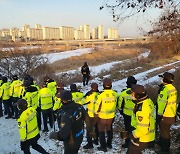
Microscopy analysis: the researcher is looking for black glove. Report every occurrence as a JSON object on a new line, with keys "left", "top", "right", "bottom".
{"left": 157, "top": 115, "right": 163, "bottom": 124}
{"left": 20, "top": 141, "right": 26, "bottom": 151}
{"left": 49, "top": 132, "right": 59, "bottom": 140}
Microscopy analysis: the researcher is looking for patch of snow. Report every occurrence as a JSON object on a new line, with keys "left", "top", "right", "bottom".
{"left": 44, "top": 48, "right": 93, "bottom": 63}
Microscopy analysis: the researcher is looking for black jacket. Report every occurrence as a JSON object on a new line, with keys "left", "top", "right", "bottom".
{"left": 81, "top": 65, "right": 90, "bottom": 76}
{"left": 56, "top": 101, "right": 89, "bottom": 143}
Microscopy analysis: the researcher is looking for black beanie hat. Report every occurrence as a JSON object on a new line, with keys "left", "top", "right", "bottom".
{"left": 60, "top": 90, "right": 72, "bottom": 101}
{"left": 126, "top": 76, "right": 137, "bottom": 87}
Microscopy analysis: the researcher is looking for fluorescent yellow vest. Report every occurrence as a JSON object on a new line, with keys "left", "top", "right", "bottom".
{"left": 39, "top": 87, "right": 54, "bottom": 110}
{"left": 118, "top": 88, "right": 135, "bottom": 116}
{"left": 157, "top": 84, "right": 177, "bottom": 117}
{"left": 131, "top": 98, "right": 155, "bottom": 142}
{"left": 10, "top": 80, "right": 23, "bottom": 98}
{"left": 72, "top": 92, "right": 84, "bottom": 105}
{"left": 0, "top": 82, "right": 11, "bottom": 100}
{"left": 53, "top": 97, "right": 62, "bottom": 111}
{"left": 95, "top": 89, "right": 118, "bottom": 119}
{"left": 23, "top": 91, "right": 39, "bottom": 109}
{"left": 17, "top": 107, "right": 39, "bottom": 141}
{"left": 85, "top": 92, "right": 99, "bottom": 117}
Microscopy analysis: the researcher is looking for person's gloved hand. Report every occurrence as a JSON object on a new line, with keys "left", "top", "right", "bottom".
{"left": 49, "top": 132, "right": 59, "bottom": 140}
{"left": 157, "top": 115, "right": 163, "bottom": 124}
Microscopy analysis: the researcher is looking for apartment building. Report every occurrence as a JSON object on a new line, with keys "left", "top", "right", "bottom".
{"left": 74, "top": 29, "right": 84, "bottom": 40}
{"left": 27, "top": 28, "right": 43, "bottom": 40}
{"left": 92, "top": 28, "right": 98, "bottom": 39}
{"left": 108, "top": 28, "right": 119, "bottom": 39}
{"left": 98, "top": 25, "right": 104, "bottom": 39}
{"left": 42, "top": 27, "right": 60, "bottom": 40}
{"left": 59, "top": 26, "right": 74, "bottom": 40}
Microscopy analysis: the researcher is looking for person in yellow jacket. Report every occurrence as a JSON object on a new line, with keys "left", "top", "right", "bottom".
{"left": 157, "top": 72, "right": 177, "bottom": 153}
{"left": 83, "top": 82, "right": 100, "bottom": 149}
{"left": 118, "top": 76, "right": 137, "bottom": 148}
{"left": 127, "top": 84, "right": 155, "bottom": 154}
{"left": 70, "top": 84, "right": 84, "bottom": 105}
{"left": 9, "top": 75, "right": 23, "bottom": 119}
{"left": 53, "top": 82, "right": 64, "bottom": 112}
{"left": 16, "top": 99, "right": 48, "bottom": 154}
{"left": 0, "top": 76, "right": 13, "bottom": 119}
{"left": 95, "top": 78, "right": 118, "bottom": 152}
{"left": 39, "top": 83, "right": 55, "bottom": 132}
{"left": 44, "top": 76, "right": 57, "bottom": 96}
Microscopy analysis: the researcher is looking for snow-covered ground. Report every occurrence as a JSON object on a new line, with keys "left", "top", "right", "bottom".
{"left": 44, "top": 48, "right": 93, "bottom": 63}
{"left": 0, "top": 48, "right": 179, "bottom": 154}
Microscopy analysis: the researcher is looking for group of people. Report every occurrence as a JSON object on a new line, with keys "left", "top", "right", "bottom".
{"left": 0, "top": 69, "right": 179, "bottom": 154}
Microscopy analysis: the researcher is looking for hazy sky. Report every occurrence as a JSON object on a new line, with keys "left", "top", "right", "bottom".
{"left": 0, "top": 0, "right": 163, "bottom": 37}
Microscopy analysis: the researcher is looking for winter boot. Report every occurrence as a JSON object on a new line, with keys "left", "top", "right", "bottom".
{"left": 106, "top": 130, "right": 113, "bottom": 149}
{"left": 83, "top": 143, "right": 93, "bottom": 149}
{"left": 97, "top": 132, "right": 107, "bottom": 152}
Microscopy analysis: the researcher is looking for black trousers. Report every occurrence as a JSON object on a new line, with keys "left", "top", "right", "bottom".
{"left": 127, "top": 141, "right": 149, "bottom": 154}
{"left": 36, "top": 107, "right": 42, "bottom": 130}
{"left": 42, "top": 109, "right": 53, "bottom": 130}
{"left": 3, "top": 99, "right": 13, "bottom": 117}
{"left": 64, "top": 135, "right": 83, "bottom": 154}
{"left": 83, "top": 75, "right": 89, "bottom": 86}
{"left": 159, "top": 121, "right": 171, "bottom": 152}
{"left": 123, "top": 114, "right": 131, "bottom": 145}
{"left": 21, "top": 134, "right": 48, "bottom": 154}
{"left": 11, "top": 97, "right": 19, "bottom": 118}
{"left": 86, "top": 117, "right": 99, "bottom": 145}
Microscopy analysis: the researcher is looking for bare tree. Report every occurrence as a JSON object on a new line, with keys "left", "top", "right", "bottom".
{"left": 0, "top": 43, "right": 48, "bottom": 79}
{"left": 100, "top": 0, "right": 179, "bottom": 22}
{"left": 148, "top": 8, "right": 180, "bottom": 55}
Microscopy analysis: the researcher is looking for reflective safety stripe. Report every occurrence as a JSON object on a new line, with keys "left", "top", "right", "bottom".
{"left": 100, "top": 110, "right": 116, "bottom": 114}
{"left": 27, "top": 126, "right": 38, "bottom": 135}
{"left": 159, "top": 99, "right": 167, "bottom": 103}
{"left": 19, "top": 126, "right": 26, "bottom": 129}
{"left": 88, "top": 109, "right": 95, "bottom": 113}
{"left": 76, "top": 129, "right": 83, "bottom": 137}
{"left": 168, "top": 89, "right": 176, "bottom": 94}
{"left": 124, "top": 96, "right": 132, "bottom": 99}
{"left": 137, "top": 123, "right": 149, "bottom": 127}
{"left": 131, "top": 139, "right": 139, "bottom": 146}
{"left": 167, "top": 101, "right": 176, "bottom": 105}
{"left": 41, "top": 94, "right": 52, "bottom": 98}
{"left": 26, "top": 112, "right": 36, "bottom": 122}
{"left": 148, "top": 129, "right": 155, "bottom": 134}
{"left": 102, "top": 97, "right": 115, "bottom": 101}
{"left": 73, "top": 98, "right": 81, "bottom": 101}
{"left": 124, "top": 106, "right": 133, "bottom": 111}
{"left": 41, "top": 102, "right": 53, "bottom": 106}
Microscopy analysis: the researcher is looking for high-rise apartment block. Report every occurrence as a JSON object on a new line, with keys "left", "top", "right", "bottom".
{"left": 74, "top": 29, "right": 84, "bottom": 40}
{"left": 98, "top": 25, "right": 104, "bottom": 39}
{"left": 42, "top": 27, "right": 59, "bottom": 40}
{"left": 0, "top": 23, "right": 119, "bottom": 41}
{"left": 92, "top": 28, "right": 98, "bottom": 39}
{"left": 27, "top": 28, "right": 43, "bottom": 40}
{"left": 59, "top": 26, "right": 74, "bottom": 40}
{"left": 108, "top": 28, "right": 119, "bottom": 39}
{"left": 83, "top": 25, "right": 90, "bottom": 40}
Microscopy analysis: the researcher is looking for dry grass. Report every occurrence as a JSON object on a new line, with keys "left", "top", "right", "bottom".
{"left": 50, "top": 46, "right": 144, "bottom": 73}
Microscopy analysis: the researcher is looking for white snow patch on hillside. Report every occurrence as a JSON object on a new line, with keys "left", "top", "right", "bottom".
{"left": 43, "top": 48, "right": 93, "bottom": 63}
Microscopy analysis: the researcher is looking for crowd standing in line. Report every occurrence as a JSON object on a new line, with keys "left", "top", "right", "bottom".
{"left": 0, "top": 65, "right": 179, "bottom": 154}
